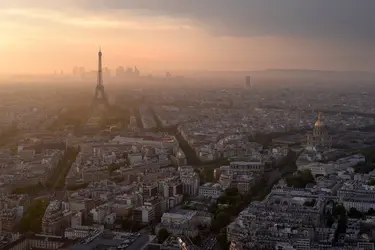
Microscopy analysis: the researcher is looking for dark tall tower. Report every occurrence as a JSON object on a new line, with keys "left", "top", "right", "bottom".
{"left": 245, "top": 76, "right": 251, "bottom": 89}
{"left": 93, "top": 48, "right": 109, "bottom": 107}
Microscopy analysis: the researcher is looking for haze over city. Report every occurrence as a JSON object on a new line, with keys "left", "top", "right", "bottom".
{"left": 1, "top": 0, "right": 375, "bottom": 76}
{"left": 2, "top": 2, "right": 375, "bottom": 250}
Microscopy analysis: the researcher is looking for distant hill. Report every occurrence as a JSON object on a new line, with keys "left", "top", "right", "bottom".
{"left": 187, "top": 69, "right": 375, "bottom": 83}
{"left": 260, "top": 69, "right": 375, "bottom": 81}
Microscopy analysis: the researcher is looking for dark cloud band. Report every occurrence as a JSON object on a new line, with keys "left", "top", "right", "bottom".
{"left": 84, "top": 0, "right": 375, "bottom": 43}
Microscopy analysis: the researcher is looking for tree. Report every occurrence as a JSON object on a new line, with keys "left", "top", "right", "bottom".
{"left": 326, "top": 214, "right": 335, "bottom": 228}
{"left": 218, "top": 195, "right": 229, "bottom": 204}
{"left": 348, "top": 207, "right": 363, "bottom": 219}
{"left": 333, "top": 205, "right": 347, "bottom": 242}
{"left": 108, "top": 163, "right": 121, "bottom": 173}
{"left": 225, "top": 187, "right": 239, "bottom": 197}
{"left": 304, "top": 199, "right": 316, "bottom": 207}
{"left": 193, "top": 235, "right": 202, "bottom": 246}
{"left": 300, "top": 169, "right": 315, "bottom": 181}
{"left": 208, "top": 203, "right": 218, "bottom": 214}
{"left": 67, "top": 183, "right": 88, "bottom": 191}
{"left": 285, "top": 170, "right": 315, "bottom": 188}
{"left": 367, "top": 208, "right": 375, "bottom": 215}
{"left": 20, "top": 198, "right": 49, "bottom": 233}
{"left": 12, "top": 183, "right": 44, "bottom": 195}
{"left": 46, "top": 146, "right": 80, "bottom": 190}
{"left": 212, "top": 212, "right": 231, "bottom": 233}
{"left": 368, "top": 179, "right": 375, "bottom": 186}
{"left": 157, "top": 228, "right": 170, "bottom": 243}
{"left": 217, "top": 230, "right": 230, "bottom": 250}
{"left": 122, "top": 219, "right": 137, "bottom": 232}
{"left": 203, "top": 167, "right": 215, "bottom": 183}
{"left": 332, "top": 204, "right": 346, "bottom": 218}
{"left": 216, "top": 212, "right": 230, "bottom": 223}
{"left": 234, "top": 201, "right": 246, "bottom": 214}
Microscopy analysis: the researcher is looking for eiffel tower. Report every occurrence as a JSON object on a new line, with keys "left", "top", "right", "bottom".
{"left": 93, "top": 48, "right": 109, "bottom": 108}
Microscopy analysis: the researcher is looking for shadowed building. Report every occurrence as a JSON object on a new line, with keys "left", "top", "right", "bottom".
{"left": 42, "top": 200, "right": 71, "bottom": 236}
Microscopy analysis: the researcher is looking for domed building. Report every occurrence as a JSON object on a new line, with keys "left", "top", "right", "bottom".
{"left": 306, "top": 112, "right": 332, "bottom": 150}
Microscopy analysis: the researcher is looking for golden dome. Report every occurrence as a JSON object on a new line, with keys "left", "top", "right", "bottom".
{"left": 314, "top": 120, "right": 324, "bottom": 127}
{"left": 314, "top": 112, "right": 324, "bottom": 127}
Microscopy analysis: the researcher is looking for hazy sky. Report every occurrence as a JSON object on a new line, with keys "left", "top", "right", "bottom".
{"left": 1, "top": 0, "right": 375, "bottom": 74}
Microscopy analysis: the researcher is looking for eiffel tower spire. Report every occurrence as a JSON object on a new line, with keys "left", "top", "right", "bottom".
{"left": 93, "top": 48, "right": 109, "bottom": 108}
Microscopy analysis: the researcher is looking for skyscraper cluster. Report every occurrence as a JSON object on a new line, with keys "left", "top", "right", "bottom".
{"left": 115, "top": 66, "right": 140, "bottom": 79}
{"left": 71, "top": 66, "right": 141, "bottom": 80}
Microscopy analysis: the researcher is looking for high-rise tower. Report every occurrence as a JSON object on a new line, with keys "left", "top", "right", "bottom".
{"left": 245, "top": 76, "right": 251, "bottom": 89}
{"left": 93, "top": 48, "right": 109, "bottom": 108}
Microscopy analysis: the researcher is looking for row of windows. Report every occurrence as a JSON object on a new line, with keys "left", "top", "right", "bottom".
{"left": 230, "top": 165, "right": 263, "bottom": 169}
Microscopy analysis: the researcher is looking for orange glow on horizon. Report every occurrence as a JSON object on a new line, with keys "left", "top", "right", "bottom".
{"left": 1, "top": 3, "right": 371, "bottom": 75}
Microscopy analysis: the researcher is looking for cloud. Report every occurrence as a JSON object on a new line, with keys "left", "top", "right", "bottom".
{"left": 2, "top": 0, "right": 375, "bottom": 44}
{"left": 79, "top": 0, "right": 375, "bottom": 44}
{"left": 0, "top": 7, "right": 193, "bottom": 31}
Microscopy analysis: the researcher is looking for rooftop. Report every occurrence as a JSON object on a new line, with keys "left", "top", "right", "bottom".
{"left": 71, "top": 231, "right": 149, "bottom": 250}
